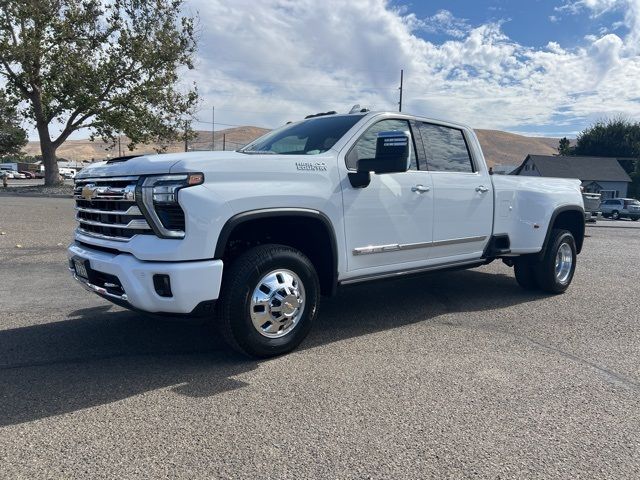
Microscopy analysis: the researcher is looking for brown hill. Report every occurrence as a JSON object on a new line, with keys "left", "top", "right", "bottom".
{"left": 475, "top": 129, "right": 560, "bottom": 168}
{"left": 24, "top": 125, "right": 559, "bottom": 167}
{"left": 23, "top": 126, "right": 270, "bottom": 162}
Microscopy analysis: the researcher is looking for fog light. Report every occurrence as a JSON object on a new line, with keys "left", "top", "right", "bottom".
{"left": 153, "top": 274, "right": 173, "bottom": 297}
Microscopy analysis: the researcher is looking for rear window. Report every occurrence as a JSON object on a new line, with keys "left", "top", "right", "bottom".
{"left": 624, "top": 199, "right": 640, "bottom": 207}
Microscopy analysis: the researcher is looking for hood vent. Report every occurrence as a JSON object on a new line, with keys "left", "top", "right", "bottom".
{"left": 106, "top": 155, "right": 142, "bottom": 164}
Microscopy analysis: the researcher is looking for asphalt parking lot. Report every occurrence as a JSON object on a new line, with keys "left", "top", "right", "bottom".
{"left": 1, "top": 195, "right": 639, "bottom": 479}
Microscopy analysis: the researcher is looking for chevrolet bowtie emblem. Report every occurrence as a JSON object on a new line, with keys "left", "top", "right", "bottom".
{"left": 81, "top": 184, "right": 97, "bottom": 200}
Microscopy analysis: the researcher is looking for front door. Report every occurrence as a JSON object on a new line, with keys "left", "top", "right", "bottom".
{"left": 341, "top": 118, "right": 434, "bottom": 273}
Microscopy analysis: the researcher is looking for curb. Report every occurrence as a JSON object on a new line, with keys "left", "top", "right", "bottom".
{"left": 0, "top": 192, "right": 73, "bottom": 199}
{"left": 586, "top": 223, "right": 640, "bottom": 230}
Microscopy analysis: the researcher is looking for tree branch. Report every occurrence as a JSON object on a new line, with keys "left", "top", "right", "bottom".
{"left": 0, "top": 58, "right": 31, "bottom": 97}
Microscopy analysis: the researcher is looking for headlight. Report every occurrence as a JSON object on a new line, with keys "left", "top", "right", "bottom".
{"left": 137, "top": 173, "right": 204, "bottom": 238}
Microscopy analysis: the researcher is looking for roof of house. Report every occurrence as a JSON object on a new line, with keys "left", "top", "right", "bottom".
{"left": 513, "top": 155, "right": 632, "bottom": 182}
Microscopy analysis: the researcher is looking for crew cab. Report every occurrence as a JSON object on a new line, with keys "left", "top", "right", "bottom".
{"left": 68, "top": 111, "right": 585, "bottom": 357}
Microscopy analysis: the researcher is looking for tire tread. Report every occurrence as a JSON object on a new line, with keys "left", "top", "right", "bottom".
{"left": 216, "top": 244, "right": 319, "bottom": 357}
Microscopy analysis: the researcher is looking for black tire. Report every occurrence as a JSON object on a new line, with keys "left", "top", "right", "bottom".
{"left": 631, "top": 217, "right": 639, "bottom": 222}
{"left": 611, "top": 210, "right": 620, "bottom": 220}
{"left": 216, "top": 244, "right": 320, "bottom": 358}
{"left": 533, "top": 229, "right": 576, "bottom": 294}
{"left": 514, "top": 258, "right": 538, "bottom": 290}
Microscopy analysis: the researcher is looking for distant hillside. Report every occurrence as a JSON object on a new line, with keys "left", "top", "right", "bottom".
{"left": 23, "top": 125, "right": 560, "bottom": 167}
{"left": 475, "top": 129, "right": 560, "bottom": 168}
{"left": 22, "top": 126, "right": 270, "bottom": 162}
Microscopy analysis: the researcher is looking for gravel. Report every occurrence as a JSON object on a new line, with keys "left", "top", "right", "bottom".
{"left": 0, "top": 196, "right": 639, "bottom": 479}
{"left": 0, "top": 184, "right": 73, "bottom": 197}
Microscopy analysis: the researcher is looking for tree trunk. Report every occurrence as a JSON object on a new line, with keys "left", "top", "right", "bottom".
{"left": 41, "top": 139, "right": 60, "bottom": 187}
{"left": 36, "top": 120, "right": 61, "bottom": 187}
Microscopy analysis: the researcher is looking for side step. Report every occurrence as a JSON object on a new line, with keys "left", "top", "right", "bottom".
{"left": 483, "top": 234, "right": 512, "bottom": 258}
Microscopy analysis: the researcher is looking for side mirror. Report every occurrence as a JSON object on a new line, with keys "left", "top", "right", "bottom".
{"left": 357, "top": 130, "right": 411, "bottom": 174}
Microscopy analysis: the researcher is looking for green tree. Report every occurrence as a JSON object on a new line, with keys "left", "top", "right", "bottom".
{"left": 0, "top": 0, "right": 198, "bottom": 186}
{"left": 0, "top": 96, "right": 27, "bottom": 156}
{"left": 558, "top": 137, "right": 572, "bottom": 155}
{"left": 573, "top": 118, "right": 640, "bottom": 163}
{"left": 573, "top": 117, "right": 640, "bottom": 198}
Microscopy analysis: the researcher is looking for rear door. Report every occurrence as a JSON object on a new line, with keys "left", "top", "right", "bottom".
{"left": 416, "top": 122, "right": 493, "bottom": 260}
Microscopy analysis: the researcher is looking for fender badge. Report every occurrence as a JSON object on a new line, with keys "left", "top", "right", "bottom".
{"left": 296, "top": 162, "right": 327, "bottom": 171}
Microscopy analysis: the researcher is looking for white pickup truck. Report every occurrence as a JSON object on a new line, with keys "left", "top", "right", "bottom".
{"left": 69, "top": 111, "right": 585, "bottom": 357}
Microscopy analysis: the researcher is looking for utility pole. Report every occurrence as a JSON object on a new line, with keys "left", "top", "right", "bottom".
{"left": 212, "top": 106, "right": 215, "bottom": 151}
{"left": 118, "top": 135, "right": 122, "bottom": 157}
{"left": 398, "top": 69, "right": 404, "bottom": 112}
{"left": 184, "top": 120, "right": 189, "bottom": 152}
{"left": 223, "top": 133, "right": 226, "bottom": 151}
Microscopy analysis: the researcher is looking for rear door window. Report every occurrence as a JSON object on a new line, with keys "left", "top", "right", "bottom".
{"left": 418, "top": 123, "right": 474, "bottom": 173}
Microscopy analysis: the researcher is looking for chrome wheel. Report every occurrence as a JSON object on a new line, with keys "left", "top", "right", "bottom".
{"left": 250, "top": 269, "right": 306, "bottom": 338}
{"left": 555, "top": 242, "right": 573, "bottom": 284}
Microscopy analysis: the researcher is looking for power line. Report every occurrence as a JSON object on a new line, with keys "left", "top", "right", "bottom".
{"left": 204, "top": 78, "right": 399, "bottom": 90}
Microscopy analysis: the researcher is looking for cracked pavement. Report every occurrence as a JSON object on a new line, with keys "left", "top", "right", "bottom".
{"left": 1, "top": 196, "right": 639, "bottom": 479}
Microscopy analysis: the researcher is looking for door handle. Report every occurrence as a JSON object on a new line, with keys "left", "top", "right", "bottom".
{"left": 475, "top": 185, "right": 489, "bottom": 193}
{"left": 411, "top": 185, "right": 430, "bottom": 193}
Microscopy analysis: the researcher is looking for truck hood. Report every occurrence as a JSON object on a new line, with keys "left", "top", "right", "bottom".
{"left": 76, "top": 153, "right": 184, "bottom": 179}
{"left": 77, "top": 151, "right": 335, "bottom": 179}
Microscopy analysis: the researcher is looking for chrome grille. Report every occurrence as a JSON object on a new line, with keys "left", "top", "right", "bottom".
{"left": 74, "top": 176, "right": 152, "bottom": 242}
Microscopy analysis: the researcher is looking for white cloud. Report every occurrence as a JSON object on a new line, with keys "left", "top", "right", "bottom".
{"left": 182, "top": 0, "right": 640, "bottom": 135}
{"left": 420, "top": 9, "right": 471, "bottom": 38}
{"left": 558, "top": 0, "right": 640, "bottom": 52}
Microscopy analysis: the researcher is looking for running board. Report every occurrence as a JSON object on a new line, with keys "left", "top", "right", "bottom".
{"left": 339, "top": 259, "right": 484, "bottom": 286}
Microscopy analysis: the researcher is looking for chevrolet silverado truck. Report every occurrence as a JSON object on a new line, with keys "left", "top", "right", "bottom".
{"left": 69, "top": 111, "right": 585, "bottom": 357}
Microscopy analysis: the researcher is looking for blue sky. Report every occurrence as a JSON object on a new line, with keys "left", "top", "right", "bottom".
{"left": 400, "top": 0, "right": 628, "bottom": 49}
{"left": 49, "top": 0, "right": 639, "bottom": 141}
{"left": 181, "top": 0, "right": 639, "bottom": 138}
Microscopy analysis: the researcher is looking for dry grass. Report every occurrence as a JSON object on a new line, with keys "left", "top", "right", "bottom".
{"left": 24, "top": 125, "right": 558, "bottom": 168}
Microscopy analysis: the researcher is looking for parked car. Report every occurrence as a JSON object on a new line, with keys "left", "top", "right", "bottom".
{"left": 69, "top": 110, "right": 585, "bottom": 357}
{"left": 600, "top": 198, "right": 640, "bottom": 221}
{"left": 0, "top": 170, "right": 14, "bottom": 179}
{"left": 6, "top": 170, "right": 25, "bottom": 179}
{"left": 19, "top": 171, "right": 36, "bottom": 179}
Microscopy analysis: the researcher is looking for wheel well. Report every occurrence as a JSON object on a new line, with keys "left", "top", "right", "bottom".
{"left": 216, "top": 213, "right": 337, "bottom": 296}
{"left": 550, "top": 209, "right": 585, "bottom": 254}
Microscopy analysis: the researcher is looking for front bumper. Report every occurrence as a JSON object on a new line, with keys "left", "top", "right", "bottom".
{"left": 68, "top": 242, "right": 223, "bottom": 314}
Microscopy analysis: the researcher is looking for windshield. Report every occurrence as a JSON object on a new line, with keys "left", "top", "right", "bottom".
{"left": 241, "top": 114, "right": 364, "bottom": 155}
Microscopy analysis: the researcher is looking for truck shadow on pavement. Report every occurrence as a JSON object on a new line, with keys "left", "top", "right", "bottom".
{"left": 0, "top": 268, "right": 544, "bottom": 427}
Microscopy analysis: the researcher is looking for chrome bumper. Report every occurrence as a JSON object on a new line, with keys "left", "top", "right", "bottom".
{"left": 69, "top": 268, "right": 129, "bottom": 302}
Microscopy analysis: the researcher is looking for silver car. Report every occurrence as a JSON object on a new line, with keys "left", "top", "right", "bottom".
{"left": 600, "top": 198, "right": 640, "bottom": 221}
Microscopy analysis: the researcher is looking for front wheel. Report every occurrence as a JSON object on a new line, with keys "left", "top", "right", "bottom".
{"left": 611, "top": 210, "right": 620, "bottom": 220}
{"left": 216, "top": 244, "right": 320, "bottom": 358}
{"left": 533, "top": 229, "right": 577, "bottom": 294}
